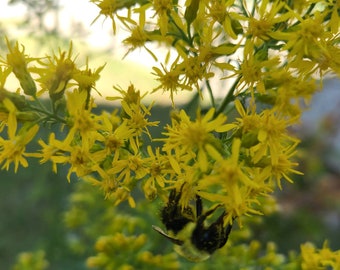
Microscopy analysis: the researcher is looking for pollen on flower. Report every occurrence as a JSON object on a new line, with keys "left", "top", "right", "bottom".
{"left": 152, "top": 61, "right": 191, "bottom": 105}
{"left": 73, "top": 61, "right": 106, "bottom": 94}
{"left": 105, "top": 134, "right": 124, "bottom": 151}
{"left": 270, "top": 146, "right": 302, "bottom": 189}
{"left": 0, "top": 125, "right": 39, "bottom": 172}
{"left": 34, "top": 43, "right": 76, "bottom": 101}
{"left": 123, "top": 26, "right": 148, "bottom": 50}
{"left": 153, "top": 0, "right": 173, "bottom": 14}
{"left": 248, "top": 18, "right": 273, "bottom": 40}
{"left": 245, "top": 0, "right": 291, "bottom": 42}
{"left": 207, "top": 0, "right": 227, "bottom": 23}
{"left": 90, "top": 0, "right": 127, "bottom": 33}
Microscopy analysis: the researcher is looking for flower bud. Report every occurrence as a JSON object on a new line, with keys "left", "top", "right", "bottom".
{"left": 6, "top": 39, "right": 37, "bottom": 96}
{"left": 0, "top": 88, "right": 27, "bottom": 109}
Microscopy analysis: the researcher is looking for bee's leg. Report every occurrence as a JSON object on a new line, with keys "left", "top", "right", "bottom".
{"left": 152, "top": 225, "right": 184, "bottom": 245}
{"left": 220, "top": 221, "right": 233, "bottom": 248}
{"left": 195, "top": 195, "right": 203, "bottom": 217}
{"left": 168, "top": 187, "right": 179, "bottom": 205}
{"left": 198, "top": 203, "right": 222, "bottom": 220}
{"left": 161, "top": 183, "right": 194, "bottom": 234}
{"left": 209, "top": 211, "right": 233, "bottom": 249}
{"left": 169, "top": 182, "right": 187, "bottom": 206}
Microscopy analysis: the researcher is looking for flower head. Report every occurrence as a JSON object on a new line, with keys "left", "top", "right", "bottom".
{"left": 152, "top": 59, "right": 191, "bottom": 105}
{"left": 73, "top": 59, "right": 106, "bottom": 96}
{"left": 34, "top": 43, "right": 76, "bottom": 101}
{"left": 162, "top": 108, "right": 232, "bottom": 172}
{"left": 2, "top": 38, "right": 37, "bottom": 96}
{"left": 0, "top": 99, "right": 39, "bottom": 172}
{"left": 90, "top": 0, "right": 137, "bottom": 33}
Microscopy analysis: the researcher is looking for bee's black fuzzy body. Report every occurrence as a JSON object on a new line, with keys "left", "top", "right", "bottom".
{"left": 153, "top": 186, "right": 233, "bottom": 261}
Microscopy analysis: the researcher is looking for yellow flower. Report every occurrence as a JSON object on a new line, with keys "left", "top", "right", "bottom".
{"left": 37, "top": 122, "right": 120, "bottom": 181}
{"left": 65, "top": 90, "right": 102, "bottom": 149}
{"left": 63, "top": 144, "right": 99, "bottom": 182}
{"left": 196, "top": 138, "right": 262, "bottom": 226}
{"left": 152, "top": 0, "right": 175, "bottom": 35}
{"left": 195, "top": 26, "right": 239, "bottom": 63}
{"left": 122, "top": 5, "right": 157, "bottom": 60}
{"left": 98, "top": 118, "right": 134, "bottom": 156}
{"left": 162, "top": 108, "right": 232, "bottom": 172}
{"left": 88, "top": 157, "right": 139, "bottom": 208}
{"left": 0, "top": 66, "right": 11, "bottom": 91}
{"left": 245, "top": 0, "right": 293, "bottom": 43}
{"left": 230, "top": 100, "right": 299, "bottom": 165}
{"left": 301, "top": 242, "right": 340, "bottom": 270}
{"left": 283, "top": 11, "right": 333, "bottom": 63}
{"left": 231, "top": 40, "right": 280, "bottom": 94}
{"left": 206, "top": 0, "right": 243, "bottom": 39}
{"left": 263, "top": 68, "right": 319, "bottom": 117}
{"left": 33, "top": 43, "right": 76, "bottom": 101}
{"left": 109, "top": 150, "right": 148, "bottom": 183}
{"left": 253, "top": 109, "right": 298, "bottom": 164}
{"left": 137, "top": 251, "right": 179, "bottom": 269}
{"left": 226, "top": 100, "right": 302, "bottom": 191}
{"left": 268, "top": 144, "right": 303, "bottom": 189}
{"left": 2, "top": 38, "right": 37, "bottom": 96}
{"left": 12, "top": 250, "right": 49, "bottom": 270}
{"left": 152, "top": 59, "right": 191, "bottom": 105}
{"left": 123, "top": 25, "right": 149, "bottom": 55}
{"left": 307, "top": 35, "right": 340, "bottom": 76}
{"left": 0, "top": 99, "right": 39, "bottom": 172}
{"left": 108, "top": 83, "right": 147, "bottom": 106}
{"left": 84, "top": 168, "right": 119, "bottom": 197}
{"left": 177, "top": 54, "right": 214, "bottom": 95}
{"left": 85, "top": 167, "right": 137, "bottom": 207}
{"left": 90, "top": 0, "right": 142, "bottom": 33}
{"left": 327, "top": 0, "right": 340, "bottom": 34}
{"left": 121, "top": 100, "right": 159, "bottom": 139}
{"left": 72, "top": 59, "right": 106, "bottom": 96}
{"left": 142, "top": 146, "right": 168, "bottom": 200}
{"left": 35, "top": 133, "right": 61, "bottom": 173}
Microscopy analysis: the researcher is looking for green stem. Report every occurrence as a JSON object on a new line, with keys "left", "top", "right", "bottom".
{"left": 205, "top": 79, "right": 215, "bottom": 109}
{"left": 29, "top": 100, "right": 67, "bottom": 125}
{"left": 289, "top": 3, "right": 316, "bottom": 28}
{"left": 168, "top": 14, "right": 193, "bottom": 47}
{"left": 33, "top": 95, "right": 48, "bottom": 112}
{"left": 215, "top": 75, "right": 241, "bottom": 116}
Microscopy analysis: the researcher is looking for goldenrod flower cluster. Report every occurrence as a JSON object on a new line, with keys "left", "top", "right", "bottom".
{"left": 12, "top": 250, "right": 49, "bottom": 270}
{"left": 1, "top": 0, "right": 340, "bottom": 268}
{"left": 301, "top": 241, "right": 340, "bottom": 270}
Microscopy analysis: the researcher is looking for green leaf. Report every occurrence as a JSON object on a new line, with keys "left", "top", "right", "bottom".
{"left": 184, "top": 0, "right": 200, "bottom": 26}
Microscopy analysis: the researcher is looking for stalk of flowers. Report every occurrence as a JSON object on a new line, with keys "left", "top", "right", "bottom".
{"left": 0, "top": 0, "right": 339, "bottom": 266}
{"left": 1, "top": 0, "right": 339, "bottom": 222}
{"left": 88, "top": 0, "right": 339, "bottom": 222}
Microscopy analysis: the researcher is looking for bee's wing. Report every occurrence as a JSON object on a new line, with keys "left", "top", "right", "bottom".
{"left": 152, "top": 225, "right": 184, "bottom": 245}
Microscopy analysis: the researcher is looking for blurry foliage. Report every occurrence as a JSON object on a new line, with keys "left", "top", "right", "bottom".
{"left": 8, "top": 0, "right": 60, "bottom": 33}
{"left": 7, "top": 0, "right": 89, "bottom": 43}
{"left": 12, "top": 250, "right": 49, "bottom": 270}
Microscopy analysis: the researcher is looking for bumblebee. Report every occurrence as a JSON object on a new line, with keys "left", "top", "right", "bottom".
{"left": 152, "top": 185, "right": 233, "bottom": 262}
